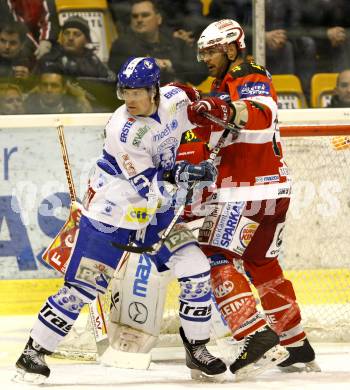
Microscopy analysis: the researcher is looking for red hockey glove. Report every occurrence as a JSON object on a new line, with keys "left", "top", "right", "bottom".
{"left": 167, "top": 82, "right": 201, "bottom": 102}
{"left": 187, "top": 97, "right": 231, "bottom": 131}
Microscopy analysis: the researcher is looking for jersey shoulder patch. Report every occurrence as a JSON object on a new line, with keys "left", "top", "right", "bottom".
{"left": 230, "top": 61, "right": 270, "bottom": 79}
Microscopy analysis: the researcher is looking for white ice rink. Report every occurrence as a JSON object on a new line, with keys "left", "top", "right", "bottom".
{"left": 1, "top": 315, "right": 349, "bottom": 390}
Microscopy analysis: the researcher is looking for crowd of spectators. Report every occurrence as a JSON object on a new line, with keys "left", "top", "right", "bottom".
{"left": 0, "top": 0, "right": 350, "bottom": 115}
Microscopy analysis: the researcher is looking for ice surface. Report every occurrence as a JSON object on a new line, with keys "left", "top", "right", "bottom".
{"left": 1, "top": 315, "right": 349, "bottom": 389}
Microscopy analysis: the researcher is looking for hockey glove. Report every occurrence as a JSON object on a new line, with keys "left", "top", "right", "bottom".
{"left": 187, "top": 97, "right": 231, "bottom": 131}
{"left": 173, "top": 160, "right": 217, "bottom": 189}
{"left": 167, "top": 82, "right": 201, "bottom": 102}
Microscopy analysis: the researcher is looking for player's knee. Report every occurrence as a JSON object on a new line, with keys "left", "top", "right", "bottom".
{"left": 257, "top": 276, "right": 297, "bottom": 303}
{"left": 64, "top": 257, "right": 112, "bottom": 299}
{"left": 176, "top": 248, "right": 211, "bottom": 302}
{"left": 170, "top": 245, "right": 210, "bottom": 279}
{"left": 244, "top": 258, "right": 284, "bottom": 286}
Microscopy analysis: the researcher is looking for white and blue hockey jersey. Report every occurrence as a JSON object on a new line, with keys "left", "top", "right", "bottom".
{"left": 82, "top": 85, "right": 195, "bottom": 229}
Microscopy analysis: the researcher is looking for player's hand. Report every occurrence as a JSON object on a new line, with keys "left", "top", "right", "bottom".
{"left": 187, "top": 97, "right": 231, "bottom": 130}
{"left": 173, "top": 160, "right": 217, "bottom": 188}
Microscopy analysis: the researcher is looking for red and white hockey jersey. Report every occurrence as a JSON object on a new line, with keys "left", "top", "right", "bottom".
{"left": 179, "top": 61, "right": 291, "bottom": 203}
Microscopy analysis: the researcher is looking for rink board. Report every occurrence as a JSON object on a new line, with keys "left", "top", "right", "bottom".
{"left": 1, "top": 267, "right": 349, "bottom": 315}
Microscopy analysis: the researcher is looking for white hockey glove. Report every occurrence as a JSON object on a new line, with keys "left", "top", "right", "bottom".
{"left": 35, "top": 40, "right": 52, "bottom": 59}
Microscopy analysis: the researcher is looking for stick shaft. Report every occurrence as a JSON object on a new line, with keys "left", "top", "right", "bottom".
{"left": 57, "top": 122, "right": 77, "bottom": 201}
{"left": 153, "top": 120, "right": 238, "bottom": 252}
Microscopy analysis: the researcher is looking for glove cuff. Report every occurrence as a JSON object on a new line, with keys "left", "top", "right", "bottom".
{"left": 230, "top": 100, "right": 248, "bottom": 128}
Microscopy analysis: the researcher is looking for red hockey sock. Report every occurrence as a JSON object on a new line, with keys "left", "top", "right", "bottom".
{"left": 257, "top": 276, "right": 305, "bottom": 345}
{"left": 210, "top": 262, "right": 266, "bottom": 340}
{"left": 245, "top": 259, "right": 306, "bottom": 344}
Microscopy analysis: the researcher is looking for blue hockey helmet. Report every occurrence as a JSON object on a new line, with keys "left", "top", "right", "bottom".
{"left": 117, "top": 57, "right": 160, "bottom": 90}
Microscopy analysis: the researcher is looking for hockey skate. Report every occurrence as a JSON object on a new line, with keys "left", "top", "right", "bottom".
{"left": 230, "top": 325, "right": 289, "bottom": 381}
{"left": 13, "top": 337, "right": 51, "bottom": 385}
{"left": 179, "top": 327, "right": 227, "bottom": 382}
{"left": 278, "top": 338, "right": 320, "bottom": 372}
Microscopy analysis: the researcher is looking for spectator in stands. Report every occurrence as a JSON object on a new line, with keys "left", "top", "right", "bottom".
{"left": 37, "top": 16, "right": 115, "bottom": 81}
{"left": 300, "top": 0, "right": 350, "bottom": 73}
{"left": 264, "top": 0, "right": 317, "bottom": 98}
{"left": 202, "top": 0, "right": 316, "bottom": 101}
{"left": 0, "top": 0, "right": 59, "bottom": 59}
{"left": 0, "top": 82, "right": 25, "bottom": 114}
{"left": 108, "top": 0, "right": 206, "bottom": 84}
{"left": 0, "top": 22, "right": 34, "bottom": 81}
{"left": 327, "top": 69, "right": 350, "bottom": 108}
{"left": 108, "top": 0, "right": 201, "bottom": 46}
{"left": 158, "top": 0, "right": 247, "bottom": 47}
{"left": 25, "top": 64, "right": 92, "bottom": 114}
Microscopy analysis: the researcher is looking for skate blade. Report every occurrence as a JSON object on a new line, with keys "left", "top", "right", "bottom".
{"left": 190, "top": 369, "right": 226, "bottom": 383}
{"left": 278, "top": 360, "right": 321, "bottom": 373}
{"left": 12, "top": 368, "right": 47, "bottom": 385}
{"left": 235, "top": 345, "right": 289, "bottom": 382}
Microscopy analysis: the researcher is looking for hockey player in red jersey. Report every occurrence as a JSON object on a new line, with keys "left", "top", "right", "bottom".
{"left": 185, "top": 19, "right": 319, "bottom": 378}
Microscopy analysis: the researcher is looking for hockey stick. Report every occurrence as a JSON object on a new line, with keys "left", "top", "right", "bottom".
{"left": 111, "top": 114, "right": 239, "bottom": 255}
{"left": 56, "top": 120, "right": 109, "bottom": 355}
{"left": 150, "top": 115, "right": 239, "bottom": 254}
{"left": 202, "top": 112, "right": 240, "bottom": 135}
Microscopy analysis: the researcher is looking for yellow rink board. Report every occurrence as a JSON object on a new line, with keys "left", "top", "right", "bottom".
{"left": 1, "top": 268, "right": 349, "bottom": 315}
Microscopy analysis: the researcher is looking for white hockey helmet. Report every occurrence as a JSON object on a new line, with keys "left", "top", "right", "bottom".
{"left": 197, "top": 19, "right": 245, "bottom": 61}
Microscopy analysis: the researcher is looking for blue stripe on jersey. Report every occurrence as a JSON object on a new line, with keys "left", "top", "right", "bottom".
{"left": 99, "top": 149, "right": 123, "bottom": 175}
{"left": 130, "top": 167, "right": 158, "bottom": 198}
{"left": 38, "top": 314, "right": 67, "bottom": 337}
{"left": 48, "top": 296, "right": 79, "bottom": 320}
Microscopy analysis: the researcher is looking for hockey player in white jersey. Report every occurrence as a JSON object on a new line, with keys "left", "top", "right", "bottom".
{"left": 14, "top": 57, "right": 227, "bottom": 384}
